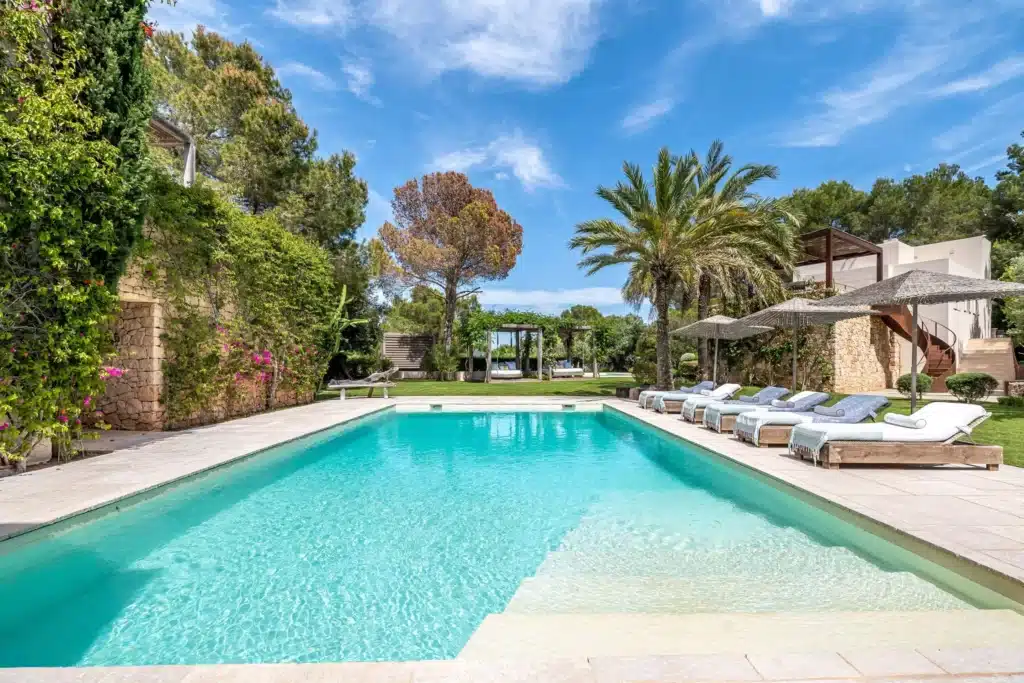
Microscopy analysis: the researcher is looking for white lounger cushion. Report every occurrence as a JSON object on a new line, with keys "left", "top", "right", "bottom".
{"left": 490, "top": 369, "right": 523, "bottom": 379}
{"left": 654, "top": 384, "right": 740, "bottom": 413}
{"left": 676, "top": 384, "right": 742, "bottom": 418}
{"left": 884, "top": 413, "right": 926, "bottom": 429}
{"left": 790, "top": 402, "right": 989, "bottom": 456}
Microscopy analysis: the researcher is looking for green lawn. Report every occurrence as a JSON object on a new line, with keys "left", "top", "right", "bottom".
{"left": 318, "top": 380, "right": 1024, "bottom": 468}
{"left": 317, "top": 378, "right": 633, "bottom": 400}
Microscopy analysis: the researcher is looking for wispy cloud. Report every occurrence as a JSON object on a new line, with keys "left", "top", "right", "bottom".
{"left": 430, "top": 131, "right": 563, "bottom": 191}
{"left": 778, "top": 1, "right": 1016, "bottom": 148}
{"left": 269, "top": 0, "right": 603, "bottom": 87}
{"left": 931, "top": 56, "right": 1024, "bottom": 96}
{"left": 621, "top": 98, "right": 674, "bottom": 134}
{"left": 341, "top": 58, "right": 381, "bottom": 105}
{"left": 268, "top": 0, "right": 354, "bottom": 28}
{"left": 149, "top": 0, "right": 229, "bottom": 35}
{"left": 277, "top": 62, "right": 338, "bottom": 91}
{"left": 963, "top": 154, "right": 1007, "bottom": 174}
{"left": 479, "top": 287, "right": 623, "bottom": 312}
{"left": 933, "top": 93, "right": 1024, "bottom": 152}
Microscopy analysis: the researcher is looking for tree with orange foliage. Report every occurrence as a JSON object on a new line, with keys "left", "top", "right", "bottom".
{"left": 379, "top": 172, "right": 523, "bottom": 352}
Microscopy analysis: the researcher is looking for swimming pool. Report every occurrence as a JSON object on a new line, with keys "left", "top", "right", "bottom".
{"left": 0, "top": 409, "right": 1013, "bottom": 667}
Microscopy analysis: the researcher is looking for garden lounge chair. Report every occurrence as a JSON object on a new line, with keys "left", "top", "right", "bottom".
{"left": 327, "top": 367, "right": 398, "bottom": 400}
{"left": 702, "top": 386, "right": 789, "bottom": 433}
{"left": 549, "top": 360, "right": 585, "bottom": 379}
{"left": 790, "top": 401, "right": 1000, "bottom": 470}
{"left": 732, "top": 391, "right": 833, "bottom": 446}
{"left": 639, "top": 381, "right": 713, "bottom": 409}
{"left": 666, "top": 384, "right": 743, "bottom": 420}
{"left": 491, "top": 361, "right": 524, "bottom": 380}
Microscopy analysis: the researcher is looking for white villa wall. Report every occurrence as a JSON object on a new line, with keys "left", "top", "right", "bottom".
{"left": 795, "top": 235, "right": 992, "bottom": 378}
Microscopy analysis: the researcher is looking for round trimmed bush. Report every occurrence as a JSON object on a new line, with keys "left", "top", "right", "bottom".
{"left": 680, "top": 352, "right": 697, "bottom": 362}
{"left": 945, "top": 372, "right": 999, "bottom": 403}
{"left": 896, "top": 373, "right": 932, "bottom": 398}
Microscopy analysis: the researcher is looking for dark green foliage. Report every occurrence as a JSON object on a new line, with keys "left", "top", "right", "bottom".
{"left": 896, "top": 373, "right": 933, "bottom": 398}
{"left": 997, "top": 396, "right": 1024, "bottom": 408}
{"left": 945, "top": 372, "right": 1000, "bottom": 403}
{"left": 62, "top": 0, "right": 153, "bottom": 284}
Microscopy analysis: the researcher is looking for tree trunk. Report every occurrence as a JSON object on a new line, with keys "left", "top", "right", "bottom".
{"left": 654, "top": 278, "right": 672, "bottom": 390}
{"left": 268, "top": 357, "right": 281, "bottom": 409}
{"left": 442, "top": 282, "right": 458, "bottom": 353}
{"left": 697, "top": 274, "right": 711, "bottom": 380}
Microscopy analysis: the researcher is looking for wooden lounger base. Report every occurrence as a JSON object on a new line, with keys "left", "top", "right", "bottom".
{"left": 709, "top": 415, "right": 737, "bottom": 433}
{"left": 658, "top": 399, "right": 686, "bottom": 414}
{"left": 736, "top": 425, "right": 793, "bottom": 447}
{"left": 682, "top": 407, "right": 707, "bottom": 424}
{"left": 792, "top": 441, "right": 1003, "bottom": 470}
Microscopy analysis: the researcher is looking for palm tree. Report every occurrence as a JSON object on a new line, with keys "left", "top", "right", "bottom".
{"left": 570, "top": 143, "right": 799, "bottom": 390}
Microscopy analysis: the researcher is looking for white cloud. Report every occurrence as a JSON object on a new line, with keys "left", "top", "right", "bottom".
{"left": 621, "top": 98, "right": 674, "bottom": 134}
{"left": 268, "top": 0, "right": 354, "bottom": 27}
{"left": 342, "top": 58, "right": 381, "bottom": 105}
{"left": 148, "top": 0, "right": 227, "bottom": 35}
{"left": 277, "top": 62, "right": 337, "bottom": 91}
{"left": 777, "top": 1, "right": 1015, "bottom": 148}
{"left": 932, "top": 56, "right": 1024, "bottom": 96}
{"left": 270, "top": 0, "right": 602, "bottom": 86}
{"left": 933, "top": 93, "right": 1024, "bottom": 152}
{"left": 495, "top": 172, "right": 510, "bottom": 180}
{"left": 430, "top": 131, "right": 563, "bottom": 191}
{"left": 963, "top": 154, "right": 1007, "bottom": 174}
{"left": 479, "top": 287, "right": 624, "bottom": 312}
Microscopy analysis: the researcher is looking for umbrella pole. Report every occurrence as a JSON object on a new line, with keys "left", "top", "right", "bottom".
{"left": 713, "top": 336, "right": 719, "bottom": 385}
{"left": 911, "top": 303, "right": 919, "bottom": 413}
{"left": 792, "top": 324, "right": 799, "bottom": 391}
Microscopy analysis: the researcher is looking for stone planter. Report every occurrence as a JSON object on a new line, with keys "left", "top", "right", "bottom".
{"left": 615, "top": 386, "right": 632, "bottom": 399}
{"left": 628, "top": 385, "right": 650, "bottom": 401}
{"left": 1008, "top": 381, "right": 1024, "bottom": 397}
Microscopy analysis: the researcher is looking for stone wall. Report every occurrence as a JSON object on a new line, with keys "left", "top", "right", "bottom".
{"left": 831, "top": 316, "right": 898, "bottom": 393}
{"left": 168, "top": 379, "right": 313, "bottom": 430}
{"left": 1008, "top": 381, "right": 1024, "bottom": 398}
{"left": 96, "top": 301, "right": 165, "bottom": 430}
{"left": 103, "top": 258, "right": 314, "bottom": 431}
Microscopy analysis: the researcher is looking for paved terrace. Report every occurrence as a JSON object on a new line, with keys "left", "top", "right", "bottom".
{"left": 3, "top": 396, "right": 1024, "bottom": 682}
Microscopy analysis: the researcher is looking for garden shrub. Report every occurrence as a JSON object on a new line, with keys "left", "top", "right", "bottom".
{"left": 997, "top": 396, "right": 1024, "bottom": 408}
{"left": 896, "top": 373, "right": 932, "bottom": 398}
{"left": 945, "top": 372, "right": 1000, "bottom": 403}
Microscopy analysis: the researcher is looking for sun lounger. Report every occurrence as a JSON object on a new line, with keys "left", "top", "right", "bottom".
{"left": 327, "top": 368, "right": 398, "bottom": 399}
{"left": 639, "top": 381, "right": 714, "bottom": 409}
{"left": 702, "top": 386, "right": 789, "bottom": 433}
{"left": 732, "top": 391, "right": 833, "bottom": 446}
{"left": 669, "top": 384, "right": 743, "bottom": 420}
{"left": 790, "top": 401, "right": 1000, "bottom": 470}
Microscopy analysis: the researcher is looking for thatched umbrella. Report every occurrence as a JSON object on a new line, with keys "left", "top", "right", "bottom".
{"left": 736, "top": 298, "right": 877, "bottom": 391}
{"left": 818, "top": 270, "right": 1024, "bottom": 410}
{"left": 672, "top": 315, "right": 773, "bottom": 384}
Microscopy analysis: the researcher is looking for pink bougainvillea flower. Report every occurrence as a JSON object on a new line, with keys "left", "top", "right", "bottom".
{"left": 74, "top": 418, "right": 81, "bottom": 426}
{"left": 0, "top": 422, "right": 9, "bottom": 432}
{"left": 83, "top": 396, "right": 92, "bottom": 407}
{"left": 58, "top": 415, "right": 69, "bottom": 424}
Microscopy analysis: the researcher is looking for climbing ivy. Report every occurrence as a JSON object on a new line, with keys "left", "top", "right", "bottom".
{"left": 0, "top": 5, "right": 140, "bottom": 468}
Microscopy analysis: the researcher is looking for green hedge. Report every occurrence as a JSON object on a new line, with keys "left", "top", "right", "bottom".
{"left": 945, "top": 373, "right": 999, "bottom": 403}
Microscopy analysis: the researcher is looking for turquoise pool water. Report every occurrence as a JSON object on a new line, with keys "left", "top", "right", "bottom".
{"left": 0, "top": 410, "right": 1007, "bottom": 667}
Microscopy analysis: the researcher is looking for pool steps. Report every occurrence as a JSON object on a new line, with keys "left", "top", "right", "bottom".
{"left": 460, "top": 610, "right": 1024, "bottom": 659}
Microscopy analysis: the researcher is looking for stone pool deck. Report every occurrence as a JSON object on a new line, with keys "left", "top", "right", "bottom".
{"left": 3, "top": 396, "right": 1024, "bottom": 682}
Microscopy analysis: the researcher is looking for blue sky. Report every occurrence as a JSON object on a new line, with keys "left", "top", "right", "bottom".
{"left": 149, "top": 0, "right": 1024, "bottom": 314}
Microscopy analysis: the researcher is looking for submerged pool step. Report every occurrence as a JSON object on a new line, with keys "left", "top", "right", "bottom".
{"left": 460, "top": 610, "right": 1024, "bottom": 660}
{"left": 503, "top": 573, "right": 969, "bottom": 614}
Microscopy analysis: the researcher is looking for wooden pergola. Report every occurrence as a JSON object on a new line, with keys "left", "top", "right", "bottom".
{"left": 485, "top": 323, "right": 542, "bottom": 382}
{"left": 797, "top": 228, "right": 883, "bottom": 288}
